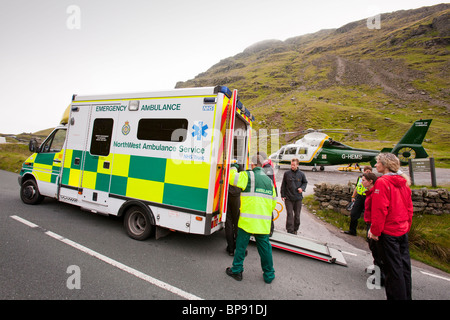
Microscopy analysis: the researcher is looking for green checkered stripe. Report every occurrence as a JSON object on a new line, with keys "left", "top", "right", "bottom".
{"left": 61, "top": 150, "right": 209, "bottom": 213}
{"left": 21, "top": 153, "right": 62, "bottom": 184}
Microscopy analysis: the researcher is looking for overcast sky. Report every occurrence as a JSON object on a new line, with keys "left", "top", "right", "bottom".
{"left": 0, "top": 0, "right": 445, "bottom": 134}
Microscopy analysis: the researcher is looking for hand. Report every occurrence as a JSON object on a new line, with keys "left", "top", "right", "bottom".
{"left": 351, "top": 198, "right": 356, "bottom": 202}
{"left": 231, "top": 163, "right": 240, "bottom": 170}
{"left": 298, "top": 188, "right": 303, "bottom": 194}
{"left": 368, "top": 229, "right": 379, "bottom": 241}
{"left": 282, "top": 197, "right": 286, "bottom": 202}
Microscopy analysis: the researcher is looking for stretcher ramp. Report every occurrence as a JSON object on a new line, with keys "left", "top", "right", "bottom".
{"left": 258, "top": 231, "right": 347, "bottom": 266}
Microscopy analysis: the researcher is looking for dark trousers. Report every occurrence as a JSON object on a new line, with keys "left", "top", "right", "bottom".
{"left": 285, "top": 199, "right": 302, "bottom": 233}
{"left": 231, "top": 228, "right": 275, "bottom": 283}
{"left": 225, "top": 195, "right": 240, "bottom": 253}
{"left": 366, "top": 224, "right": 385, "bottom": 283}
{"left": 379, "top": 233, "right": 412, "bottom": 300}
{"left": 349, "top": 194, "right": 366, "bottom": 234}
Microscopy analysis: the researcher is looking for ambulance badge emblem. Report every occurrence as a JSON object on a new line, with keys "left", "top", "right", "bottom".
{"left": 122, "top": 121, "right": 131, "bottom": 135}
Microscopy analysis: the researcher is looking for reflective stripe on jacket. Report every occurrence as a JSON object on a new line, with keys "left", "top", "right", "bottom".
{"left": 229, "top": 166, "right": 277, "bottom": 234}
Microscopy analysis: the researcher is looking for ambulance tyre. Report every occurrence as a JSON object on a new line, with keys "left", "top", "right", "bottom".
{"left": 20, "top": 178, "right": 44, "bottom": 205}
{"left": 124, "top": 206, "right": 155, "bottom": 241}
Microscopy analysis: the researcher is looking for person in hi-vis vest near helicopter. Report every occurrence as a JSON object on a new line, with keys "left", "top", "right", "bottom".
{"left": 344, "top": 166, "right": 373, "bottom": 236}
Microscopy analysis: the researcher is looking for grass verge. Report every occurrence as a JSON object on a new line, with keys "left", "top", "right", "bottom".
{"left": 0, "top": 144, "right": 32, "bottom": 173}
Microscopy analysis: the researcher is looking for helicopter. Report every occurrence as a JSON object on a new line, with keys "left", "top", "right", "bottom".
{"left": 269, "top": 119, "right": 432, "bottom": 171}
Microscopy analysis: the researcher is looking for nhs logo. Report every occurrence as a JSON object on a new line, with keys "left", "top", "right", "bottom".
{"left": 202, "top": 105, "right": 214, "bottom": 111}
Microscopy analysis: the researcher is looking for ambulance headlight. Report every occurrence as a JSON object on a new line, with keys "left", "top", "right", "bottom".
{"left": 128, "top": 100, "right": 140, "bottom": 111}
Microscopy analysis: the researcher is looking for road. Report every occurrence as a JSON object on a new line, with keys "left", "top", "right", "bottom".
{"left": 1, "top": 168, "right": 449, "bottom": 304}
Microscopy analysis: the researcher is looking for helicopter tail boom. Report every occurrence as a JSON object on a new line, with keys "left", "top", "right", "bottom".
{"left": 386, "top": 119, "right": 432, "bottom": 164}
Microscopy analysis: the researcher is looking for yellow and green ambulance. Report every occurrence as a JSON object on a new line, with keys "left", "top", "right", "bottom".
{"left": 19, "top": 86, "right": 253, "bottom": 240}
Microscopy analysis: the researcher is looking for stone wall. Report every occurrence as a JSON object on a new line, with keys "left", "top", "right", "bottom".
{"left": 313, "top": 183, "right": 354, "bottom": 216}
{"left": 411, "top": 188, "right": 449, "bottom": 215}
{"left": 313, "top": 183, "right": 449, "bottom": 215}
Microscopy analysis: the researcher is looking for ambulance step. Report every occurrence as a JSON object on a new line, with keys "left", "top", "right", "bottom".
{"left": 254, "top": 231, "right": 347, "bottom": 266}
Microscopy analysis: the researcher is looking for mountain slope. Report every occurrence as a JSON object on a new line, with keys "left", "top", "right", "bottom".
{"left": 176, "top": 3, "right": 450, "bottom": 166}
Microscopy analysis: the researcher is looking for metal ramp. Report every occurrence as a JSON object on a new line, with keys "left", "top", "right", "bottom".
{"left": 252, "top": 231, "right": 347, "bottom": 266}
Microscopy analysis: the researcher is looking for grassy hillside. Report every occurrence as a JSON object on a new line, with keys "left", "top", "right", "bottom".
{"left": 176, "top": 4, "right": 450, "bottom": 167}
{"left": 0, "top": 130, "right": 51, "bottom": 173}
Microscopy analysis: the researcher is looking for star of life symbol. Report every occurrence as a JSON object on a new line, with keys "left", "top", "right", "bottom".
{"left": 192, "top": 121, "right": 208, "bottom": 141}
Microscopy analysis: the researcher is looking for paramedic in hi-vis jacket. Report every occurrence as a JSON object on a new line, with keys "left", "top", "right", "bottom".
{"left": 226, "top": 155, "right": 277, "bottom": 283}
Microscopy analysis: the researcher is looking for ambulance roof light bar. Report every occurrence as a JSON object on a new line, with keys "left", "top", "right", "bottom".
{"left": 215, "top": 86, "right": 254, "bottom": 123}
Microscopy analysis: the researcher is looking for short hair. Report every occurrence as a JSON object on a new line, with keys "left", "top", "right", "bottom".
{"left": 362, "top": 172, "right": 377, "bottom": 184}
{"left": 291, "top": 158, "right": 299, "bottom": 165}
{"left": 363, "top": 166, "right": 372, "bottom": 172}
{"left": 376, "top": 153, "right": 400, "bottom": 173}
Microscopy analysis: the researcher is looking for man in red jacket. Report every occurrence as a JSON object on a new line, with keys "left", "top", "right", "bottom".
{"left": 368, "top": 153, "right": 413, "bottom": 300}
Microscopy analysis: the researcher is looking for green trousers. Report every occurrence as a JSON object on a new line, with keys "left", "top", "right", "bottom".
{"left": 231, "top": 228, "right": 275, "bottom": 283}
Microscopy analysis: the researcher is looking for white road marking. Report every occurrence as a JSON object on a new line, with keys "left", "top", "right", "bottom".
{"left": 11, "top": 215, "right": 39, "bottom": 228}
{"left": 341, "top": 251, "right": 358, "bottom": 256}
{"left": 420, "top": 271, "right": 450, "bottom": 282}
{"left": 10, "top": 215, "right": 203, "bottom": 300}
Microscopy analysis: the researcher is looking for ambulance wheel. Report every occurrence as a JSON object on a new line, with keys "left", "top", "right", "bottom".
{"left": 124, "top": 206, "right": 154, "bottom": 240}
{"left": 20, "top": 179, "right": 44, "bottom": 205}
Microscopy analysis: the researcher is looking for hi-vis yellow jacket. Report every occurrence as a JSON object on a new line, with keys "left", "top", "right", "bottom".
{"left": 229, "top": 166, "right": 277, "bottom": 234}
{"left": 356, "top": 177, "right": 367, "bottom": 196}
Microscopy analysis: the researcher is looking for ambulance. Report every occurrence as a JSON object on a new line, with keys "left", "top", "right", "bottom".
{"left": 19, "top": 86, "right": 253, "bottom": 240}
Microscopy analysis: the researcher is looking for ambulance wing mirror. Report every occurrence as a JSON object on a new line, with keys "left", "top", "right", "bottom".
{"left": 29, "top": 139, "right": 39, "bottom": 153}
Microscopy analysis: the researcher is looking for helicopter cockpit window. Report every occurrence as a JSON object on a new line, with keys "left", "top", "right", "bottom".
{"left": 328, "top": 138, "right": 346, "bottom": 148}
{"left": 286, "top": 147, "right": 298, "bottom": 155}
{"left": 297, "top": 147, "right": 308, "bottom": 155}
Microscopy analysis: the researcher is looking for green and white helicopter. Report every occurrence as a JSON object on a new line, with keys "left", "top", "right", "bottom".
{"left": 269, "top": 119, "right": 432, "bottom": 171}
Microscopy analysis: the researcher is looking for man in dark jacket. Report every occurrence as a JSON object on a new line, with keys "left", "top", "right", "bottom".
{"left": 280, "top": 158, "right": 308, "bottom": 234}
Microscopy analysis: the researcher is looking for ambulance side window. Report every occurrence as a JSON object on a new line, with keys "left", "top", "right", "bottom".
{"left": 90, "top": 118, "right": 113, "bottom": 156}
{"left": 137, "top": 118, "right": 188, "bottom": 142}
{"left": 40, "top": 129, "right": 67, "bottom": 153}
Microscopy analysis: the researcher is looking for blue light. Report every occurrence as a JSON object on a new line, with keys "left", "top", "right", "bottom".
{"left": 214, "top": 86, "right": 254, "bottom": 122}
{"left": 215, "top": 86, "right": 232, "bottom": 98}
